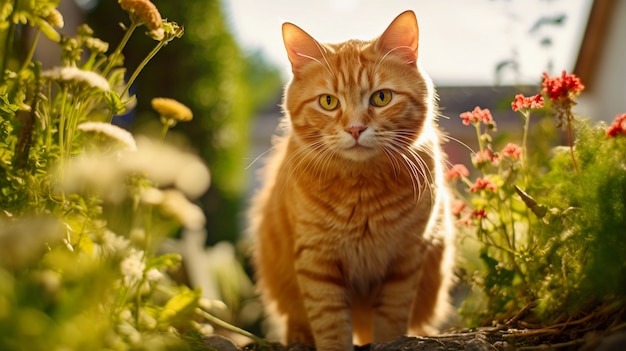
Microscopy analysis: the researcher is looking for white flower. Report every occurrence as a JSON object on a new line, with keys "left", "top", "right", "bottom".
{"left": 60, "top": 153, "right": 127, "bottom": 202}
{"left": 119, "top": 309, "right": 133, "bottom": 321}
{"left": 139, "top": 187, "right": 163, "bottom": 205}
{"left": 191, "top": 321, "right": 214, "bottom": 335}
{"left": 42, "top": 66, "right": 110, "bottom": 92}
{"left": 198, "top": 298, "right": 227, "bottom": 311}
{"left": 117, "top": 322, "right": 141, "bottom": 344}
{"left": 121, "top": 137, "right": 210, "bottom": 199}
{"left": 140, "top": 187, "right": 205, "bottom": 229}
{"left": 96, "top": 229, "right": 130, "bottom": 256}
{"left": 129, "top": 228, "right": 146, "bottom": 244}
{"left": 158, "top": 190, "right": 206, "bottom": 230}
{"left": 120, "top": 249, "right": 145, "bottom": 286}
{"left": 85, "top": 37, "right": 108, "bottom": 54}
{"left": 78, "top": 122, "right": 137, "bottom": 151}
{"left": 146, "top": 268, "right": 163, "bottom": 282}
{"left": 137, "top": 308, "right": 157, "bottom": 329}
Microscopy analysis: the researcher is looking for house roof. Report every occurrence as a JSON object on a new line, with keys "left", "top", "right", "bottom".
{"left": 573, "top": 0, "right": 617, "bottom": 90}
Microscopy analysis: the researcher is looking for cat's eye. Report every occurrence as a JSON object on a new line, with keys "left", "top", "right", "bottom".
{"left": 319, "top": 94, "right": 339, "bottom": 111}
{"left": 370, "top": 89, "right": 392, "bottom": 107}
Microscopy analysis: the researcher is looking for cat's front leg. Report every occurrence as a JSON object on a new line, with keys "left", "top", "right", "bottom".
{"left": 372, "top": 261, "right": 421, "bottom": 342}
{"left": 294, "top": 246, "right": 353, "bottom": 351}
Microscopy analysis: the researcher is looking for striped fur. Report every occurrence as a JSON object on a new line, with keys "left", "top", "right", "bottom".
{"left": 249, "top": 10, "right": 455, "bottom": 351}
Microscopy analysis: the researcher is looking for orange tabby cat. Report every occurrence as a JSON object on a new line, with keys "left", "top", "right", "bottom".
{"left": 250, "top": 10, "right": 455, "bottom": 350}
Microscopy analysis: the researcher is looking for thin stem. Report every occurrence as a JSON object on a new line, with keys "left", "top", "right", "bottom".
{"left": 0, "top": 0, "right": 19, "bottom": 84}
{"left": 106, "top": 39, "right": 168, "bottom": 123}
{"left": 19, "top": 29, "right": 40, "bottom": 73}
{"left": 102, "top": 21, "right": 141, "bottom": 77}
{"left": 43, "top": 82, "right": 52, "bottom": 154}
{"left": 57, "top": 86, "right": 69, "bottom": 178}
{"left": 121, "top": 40, "right": 167, "bottom": 98}
{"left": 197, "top": 308, "right": 269, "bottom": 348}
{"left": 475, "top": 123, "right": 484, "bottom": 153}
{"left": 521, "top": 110, "right": 530, "bottom": 170}
{"left": 566, "top": 118, "right": 579, "bottom": 173}
{"left": 159, "top": 122, "right": 170, "bottom": 142}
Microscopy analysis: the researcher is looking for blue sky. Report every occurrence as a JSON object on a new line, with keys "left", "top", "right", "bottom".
{"left": 223, "top": 0, "right": 593, "bottom": 86}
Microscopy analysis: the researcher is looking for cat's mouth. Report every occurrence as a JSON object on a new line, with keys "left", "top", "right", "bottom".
{"left": 341, "top": 142, "right": 376, "bottom": 161}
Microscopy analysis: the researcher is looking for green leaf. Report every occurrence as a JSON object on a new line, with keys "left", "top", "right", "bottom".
{"left": 0, "top": 93, "right": 20, "bottom": 116}
{"left": 158, "top": 286, "right": 201, "bottom": 327}
{"left": 146, "top": 253, "right": 182, "bottom": 270}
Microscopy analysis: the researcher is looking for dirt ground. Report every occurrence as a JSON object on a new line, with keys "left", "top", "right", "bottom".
{"left": 203, "top": 327, "right": 626, "bottom": 351}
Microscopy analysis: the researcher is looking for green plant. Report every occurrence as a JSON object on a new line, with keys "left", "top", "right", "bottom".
{"left": 0, "top": 1, "right": 268, "bottom": 349}
{"left": 453, "top": 71, "right": 626, "bottom": 327}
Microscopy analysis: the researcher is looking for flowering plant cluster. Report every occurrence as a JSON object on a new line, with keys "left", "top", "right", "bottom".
{"left": 0, "top": 1, "right": 260, "bottom": 350}
{"left": 451, "top": 71, "right": 626, "bottom": 327}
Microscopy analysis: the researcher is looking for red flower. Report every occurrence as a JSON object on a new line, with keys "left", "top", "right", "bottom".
{"left": 445, "top": 164, "right": 470, "bottom": 181}
{"left": 460, "top": 106, "right": 493, "bottom": 126}
{"left": 470, "top": 177, "right": 498, "bottom": 193}
{"left": 473, "top": 208, "right": 487, "bottom": 219}
{"left": 542, "top": 70, "right": 585, "bottom": 103}
{"left": 607, "top": 113, "right": 626, "bottom": 137}
{"left": 501, "top": 143, "right": 522, "bottom": 159}
{"left": 511, "top": 93, "right": 545, "bottom": 112}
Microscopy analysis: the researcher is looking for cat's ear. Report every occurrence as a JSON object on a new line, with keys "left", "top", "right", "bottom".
{"left": 376, "top": 10, "right": 419, "bottom": 65}
{"left": 282, "top": 22, "right": 324, "bottom": 73}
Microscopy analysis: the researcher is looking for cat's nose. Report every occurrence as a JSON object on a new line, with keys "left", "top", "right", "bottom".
{"left": 346, "top": 125, "right": 367, "bottom": 140}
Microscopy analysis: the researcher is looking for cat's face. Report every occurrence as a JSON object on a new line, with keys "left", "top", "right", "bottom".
{"left": 283, "top": 11, "right": 433, "bottom": 162}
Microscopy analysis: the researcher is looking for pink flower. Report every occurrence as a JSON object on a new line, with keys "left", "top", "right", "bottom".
{"left": 607, "top": 113, "right": 626, "bottom": 137}
{"left": 501, "top": 143, "right": 522, "bottom": 159}
{"left": 470, "top": 177, "right": 498, "bottom": 193}
{"left": 473, "top": 149, "right": 498, "bottom": 166}
{"left": 511, "top": 93, "right": 545, "bottom": 112}
{"left": 460, "top": 106, "right": 493, "bottom": 126}
{"left": 455, "top": 208, "right": 487, "bottom": 227}
{"left": 542, "top": 70, "right": 585, "bottom": 103}
{"left": 451, "top": 200, "right": 466, "bottom": 217}
{"left": 445, "top": 164, "right": 470, "bottom": 181}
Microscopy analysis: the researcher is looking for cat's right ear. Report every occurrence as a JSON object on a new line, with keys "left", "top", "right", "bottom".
{"left": 282, "top": 23, "right": 324, "bottom": 73}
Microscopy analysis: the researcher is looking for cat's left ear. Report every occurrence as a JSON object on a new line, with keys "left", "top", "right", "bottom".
{"left": 282, "top": 22, "right": 325, "bottom": 73}
{"left": 376, "top": 10, "right": 419, "bottom": 65}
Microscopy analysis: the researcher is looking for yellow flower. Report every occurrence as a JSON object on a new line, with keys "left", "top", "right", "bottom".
{"left": 118, "top": 0, "right": 164, "bottom": 39}
{"left": 151, "top": 97, "right": 193, "bottom": 122}
{"left": 45, "top": 8, "right": 64, "bottom": 28}
{"left": 86, "top": 37, "right": 109, "bottom": 54}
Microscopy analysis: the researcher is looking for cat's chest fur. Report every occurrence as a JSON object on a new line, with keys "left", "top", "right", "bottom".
{"left": 283, "top": 139, "right": 437, "bottom": 288}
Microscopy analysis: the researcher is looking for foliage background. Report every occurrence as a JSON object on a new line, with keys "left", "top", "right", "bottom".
{"left": 85, "top": 0, "right": 282, "bottom": 244}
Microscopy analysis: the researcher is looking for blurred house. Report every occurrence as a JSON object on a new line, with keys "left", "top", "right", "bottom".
{"left": 574, "top": 0, "right": 626, "bottom": 122}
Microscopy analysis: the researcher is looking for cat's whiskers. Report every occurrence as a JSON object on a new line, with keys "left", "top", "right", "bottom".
{"left": 378, "top": 145, "right": 401, "bottom": 188}
{"left": 397, "top": 133, "right": 437, "bottom": 188}
{"left": 380, "top": 140, "right": 422, "bottom": 203}
{"left": 304, "top": 139, "right": 337, "bottom": 189}
{"left": 441, "top": 134, "right": 476, "bottom": 155}
{"left": 280, "top": 137, "right": 336, "bottom": 193}
{"left": 245, "top": 146, "right": 276, "bottom": 170}
{"left": 279, "top": 139, "right": 323, "bottom": 190}
{"left": 380, "top": 130, "right": 438, "bottom": 205}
